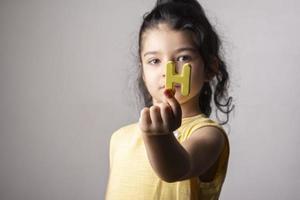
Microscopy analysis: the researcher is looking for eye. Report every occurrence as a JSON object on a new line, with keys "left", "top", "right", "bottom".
{"left": 148, "top": 58, "right": 160, "bottom": 65}
{"left": 177, "top": 55, "right": 191, "bottom": 62}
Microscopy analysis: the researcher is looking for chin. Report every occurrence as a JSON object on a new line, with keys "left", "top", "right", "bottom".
{"left": 176, "top": 92, "right": 198, "bottom": 104}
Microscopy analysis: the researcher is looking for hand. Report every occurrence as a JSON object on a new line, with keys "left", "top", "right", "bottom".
{"left": 138, "top": 89, "right": 182, "bottom": 136}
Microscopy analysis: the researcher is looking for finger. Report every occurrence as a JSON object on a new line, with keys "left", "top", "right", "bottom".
{"left": 163, "top": 89, "right": 182, "bottom": 120}
{"left": 159, "top": 103, "right": 173, "bottom": 130}
{"left": 139, "top": 107, "right": 151, "bottom": 132}
{"left": 149, "top": 105, "right": 163, "bottom": 129}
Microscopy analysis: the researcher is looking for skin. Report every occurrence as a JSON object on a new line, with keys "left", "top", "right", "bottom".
{"left": 139, "top": 23, "right": 225, "bottom": 183}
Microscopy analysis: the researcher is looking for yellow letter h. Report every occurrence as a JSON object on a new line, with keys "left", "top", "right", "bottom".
{"left": 165, "top": 61, "right": 191, "bottom": 96}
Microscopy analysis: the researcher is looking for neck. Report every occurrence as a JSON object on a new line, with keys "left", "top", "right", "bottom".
{"left": 180, "top": 93, "right": 203, "bottom": 118}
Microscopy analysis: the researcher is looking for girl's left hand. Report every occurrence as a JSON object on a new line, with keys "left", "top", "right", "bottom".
{"left": 139, "top": 89, "right": 182, "bottom": 136}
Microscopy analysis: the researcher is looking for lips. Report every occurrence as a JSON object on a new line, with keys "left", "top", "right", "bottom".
{"left": 159, "top": 84, "right": 181, "bottom": 89}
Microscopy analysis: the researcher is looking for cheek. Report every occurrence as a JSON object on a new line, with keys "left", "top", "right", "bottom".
{"left": 190, "top": 67, "right": 206, "bottom": 92}
{"left": 142, "top": 69, "right": 156, "bottom": 90}
{"left": 143, "top": 67, "right": 159, "bottom": 81}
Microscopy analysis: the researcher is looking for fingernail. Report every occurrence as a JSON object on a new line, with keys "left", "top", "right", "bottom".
{"left": 164, "top": 89, "right": 173, "bottom": 98}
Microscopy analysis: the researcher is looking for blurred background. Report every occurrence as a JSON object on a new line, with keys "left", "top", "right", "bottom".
{"left": 0, "top": 0, "right": 299, "bottom": 199}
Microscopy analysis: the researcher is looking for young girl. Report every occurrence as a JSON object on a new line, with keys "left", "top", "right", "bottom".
{"left": 105, "top": 0, "right": 234, "bottom": 199}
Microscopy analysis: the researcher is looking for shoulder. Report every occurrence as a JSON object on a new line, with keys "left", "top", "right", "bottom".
{"left": 191, "top": 116, "right": 226, "bottom": 135}
{"left": 112, "top": 122, "right": 138, "bottom": 135}
{"left": 110, "top": 122, "right": 139, "bottom": 142}
{"left": 188, "top": 126, "right": 226, "bottom": 151}
{"left": 109, "top": 122, "right": 138, "bottom": 157}
{"left": 180, "top": 114, "right": 228, "bottom": 142}
{"left": 189, "top": 116, "right": 229, "bottom": 152}
{"left": 178, "top": 118, "right": 229, "bottom": 180}
{"left": 187, "top": 116, "right": 230, "bottom": 166}
{"left": 180, "top": 114, "right": 230, "bottom": 157}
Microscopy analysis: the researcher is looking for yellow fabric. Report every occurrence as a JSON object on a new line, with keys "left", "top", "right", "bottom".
{"left": 105, "top": 114, "right": 230, "bottom": 200}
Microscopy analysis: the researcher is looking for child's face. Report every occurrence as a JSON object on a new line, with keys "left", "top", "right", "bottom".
{"left": 140, "top": 23, "right": 208, "bottom": 105}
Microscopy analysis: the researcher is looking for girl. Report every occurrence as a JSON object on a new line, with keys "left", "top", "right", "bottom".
{"left": 105, "top": 0, "right": 234, "bottom": 199}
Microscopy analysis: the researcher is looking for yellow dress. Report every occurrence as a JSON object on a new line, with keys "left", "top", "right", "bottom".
{"left": 105, "top": 114, "right": 230, "bottom": 200}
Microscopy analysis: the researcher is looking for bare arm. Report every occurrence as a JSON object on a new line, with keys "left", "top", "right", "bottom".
{"left": 141, "top": 125, "right": 224, "bottom": 182}
{"left": 141, "top": 131, "right": 191, "bottom": 182}
{"left": 139, "top": 89, "right": 225, "bottom": 183}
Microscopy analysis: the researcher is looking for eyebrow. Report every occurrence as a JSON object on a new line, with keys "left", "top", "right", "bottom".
{"left": 143, "top": 47, "right": 197, "bottom": 57}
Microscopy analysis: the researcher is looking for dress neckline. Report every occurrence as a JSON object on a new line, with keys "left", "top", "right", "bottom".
{"left": 182, "top": 113, "right": 206, "bottom": 121}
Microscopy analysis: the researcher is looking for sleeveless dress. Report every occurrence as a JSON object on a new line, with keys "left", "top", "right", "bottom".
{"left": 105, "top": 113, "right": 230, "bottom": 200}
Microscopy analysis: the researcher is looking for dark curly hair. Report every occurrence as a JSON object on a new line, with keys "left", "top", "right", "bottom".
{"left": 134, "top": 0, "right": 234, "bottom": 125}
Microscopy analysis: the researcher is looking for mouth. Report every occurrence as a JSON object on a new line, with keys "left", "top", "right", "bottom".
{"left": 159, "top": 84, "right": 181, "bottom": 90}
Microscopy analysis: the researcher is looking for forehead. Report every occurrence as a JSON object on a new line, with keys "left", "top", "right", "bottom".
{"left": 141, "top": 23, "right": 196, "bottom": 53}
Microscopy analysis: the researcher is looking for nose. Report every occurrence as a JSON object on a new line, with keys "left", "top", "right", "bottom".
{"left": 162, "top": 61, "right": 167, "bottom": 77}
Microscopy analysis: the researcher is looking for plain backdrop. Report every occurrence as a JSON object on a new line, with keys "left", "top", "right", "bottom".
{"left": 0, "top": 0, "right": 299, "bottom": 199}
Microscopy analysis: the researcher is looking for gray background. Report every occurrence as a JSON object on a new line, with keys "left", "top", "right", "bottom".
{"left": 0, "top": 0, "right": 299, "bottom": 199}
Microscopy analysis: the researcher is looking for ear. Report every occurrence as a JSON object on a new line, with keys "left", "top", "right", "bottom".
{"left": 205, "top": 57, "right": 219, "bottom": 82}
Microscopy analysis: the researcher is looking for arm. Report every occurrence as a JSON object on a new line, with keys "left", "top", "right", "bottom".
{"left": 142, "top": 125, "right": 225, "bottom": 183}
{"left": 139, "top": 89, "right": 225, "bottom": 183}
{"left": 141, "top": 131, "right": 191, "bottom": 182}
